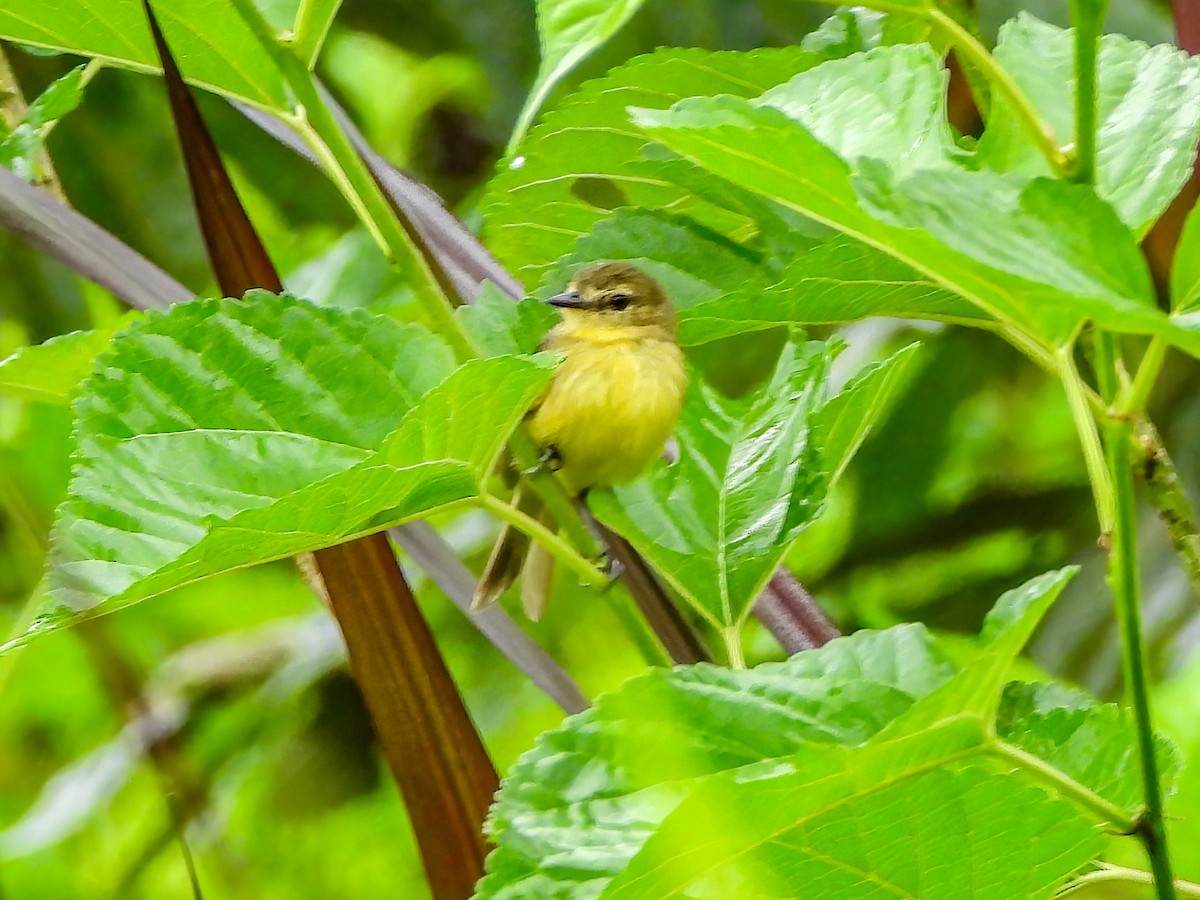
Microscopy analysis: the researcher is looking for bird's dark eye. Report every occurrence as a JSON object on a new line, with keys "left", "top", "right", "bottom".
{"left": 609, "top": 294, "right": 630, "bottom": 311}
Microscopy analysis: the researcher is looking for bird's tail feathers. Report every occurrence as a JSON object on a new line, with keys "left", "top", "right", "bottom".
{"left": 520, "top": 505, "right": 558, "bottom": 621}
{"left": 471, "top": 483, "right": 545, "bottom": 612}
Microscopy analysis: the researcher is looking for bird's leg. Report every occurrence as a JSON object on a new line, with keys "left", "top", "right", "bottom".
{"left": 519, "top": 444, "right": 562, "bottom": 476}
{"left": 569, "top": 489, "right": 623, "bottom": 591}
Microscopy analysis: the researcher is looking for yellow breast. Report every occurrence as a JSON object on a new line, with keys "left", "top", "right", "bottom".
{"left": 529, "top": 327, "right": 687, "bottom": 492}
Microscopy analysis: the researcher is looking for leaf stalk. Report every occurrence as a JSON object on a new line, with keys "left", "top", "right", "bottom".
{"left": 478, "top": 493, "right": 608, "bottom": 589}
{"left": 990, "top": 740, "right": 1136, "bottom": 834}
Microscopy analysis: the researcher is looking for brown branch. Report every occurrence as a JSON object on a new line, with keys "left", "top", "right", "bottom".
{"left": 314, "top": 537, "right": 497, "bottom": 895}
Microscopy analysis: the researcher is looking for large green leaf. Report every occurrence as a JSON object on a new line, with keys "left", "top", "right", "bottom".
{"left": 978, "top": 13, "right": 1200, "bottom": 236}
{"left": 632, "top": 85, "right": 1200, "bottom": 356}
{"left": 602, "top": 736, "right": 1103, "bottom": 900}
{"left": 589, "top": 340, "right": 830, "bottom": 629}
{"left": 480, "top": 569, "right": 1159, "bottom": 900}
{"left": 757, "top": 44, "right": 961, "bottom": 176}
{"left": 10, "top": 294, "right": 553, "bottom": 648}
{"left": 476, "top": 624, "right": 958, "bottom": 900}
{"left": 542, "top": 207, "right": 974, "bottom": 347}
{"left": 596, "top": 569, "right": 1112, "bottom": 900}
{"left": 482, "top": 47, "right": 824, "bottom": 280}
{"left": 508, "top": 0, "right": 649, "bottom": 150}
{"left": 0, "top": 0, "right": 295, "bottom": 109}
{"left": 684, "top": 235, "right": 984, "bottom": 345}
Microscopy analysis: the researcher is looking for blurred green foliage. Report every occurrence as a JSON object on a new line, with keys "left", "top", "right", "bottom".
{"left": 1, "top": 0, "right": 1197, "bottom": 897}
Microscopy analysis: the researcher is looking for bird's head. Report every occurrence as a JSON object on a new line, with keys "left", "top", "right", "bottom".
{"left": 545, "top": 261, "right": 677, "bottom": 337}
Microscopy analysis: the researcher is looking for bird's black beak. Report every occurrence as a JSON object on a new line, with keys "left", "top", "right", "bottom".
{"left": 545, "top": 290, "right": 587, "bottom": 309}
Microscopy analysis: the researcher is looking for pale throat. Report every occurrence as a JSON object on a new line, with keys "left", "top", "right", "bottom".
{"left": 556, "top": 313, "right": 675, "bottom": 346}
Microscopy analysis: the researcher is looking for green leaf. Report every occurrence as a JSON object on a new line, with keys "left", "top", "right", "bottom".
{"left": 602, "top": 737, "right": 1103, "bottom": 900}
{"left": 1172, "top": 202, "right": 1200, "bottom": 313}
{"left": 757, "top": 44, "right": 962, "bottom": 177}
{"left": 597, "top": 572, "right": 1103, "bottom": 900}
{"left": 290, "top": 0, "right": 342, "bottom": 63}
{"left": 509, "top": 0, "right": 649, "bottom": 150}
{"left": 814, "top": 343, "right": 921, "bottom": 485}
{"left": 979, "top": 13, "right": 1200, "bottom": 236}
{"left": 997, "top": 681, "right": 1180, "bottom": 812}
{"left": 13, "top": 294, "right": 553, "bottom": 647}
{"left": 589, "top": 340, "right": 831, "bottom": 628}
{"left": 482, "top": 47, "right": 823, "bottom": 280}
{"left": 854, "top": 165, "right": 1155, "bottom": 314}
{"left": 0, "top": 0, "right": 295, "bottom": 109}
{"left": 477, "top": 624, "right": 958, "bottom": 900}
{"left": 481, "top": 571, "right": 1152, "bottom": 900}
{"left": 0, "top": 63, "right": 88, "bottom": 182}
{"left": 799, "top": 8, "right": 884, "bottom": 59}
{"left": 545, "top": 208, "right": 975, "bottom": 346}
{"left": 456, "top": 281, "right": 557, "bottom": 357}
{"left": 683, "top": 236, "right": 984, "bottom": 345}
{"left": 0, "top": 314, "right": 136, "bottom": 405}
{"left": 632, "top": 75, "right": 1200, "bottom": 356}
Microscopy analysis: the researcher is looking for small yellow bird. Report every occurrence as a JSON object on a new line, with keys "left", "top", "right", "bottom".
{"left": 472, "top": 261, "right": 687, "bottom": 618}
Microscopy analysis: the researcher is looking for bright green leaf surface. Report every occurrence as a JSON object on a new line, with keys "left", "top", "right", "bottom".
{"left": 0, "top": 0, "right": 294, "bottom": 109}
{"left": 603, "top": 740, "right": 1103, "bottom": 900}
{"left": 509, "top": 0, "right": 649, "bottom": 150}
{"left": 477, "top": 624, "right": 957, "bottom": 900}
{"left": 0, "top": 64, "right": 88, "bottom": 181}
{"left": 542, "top": 206, "right": 971, "bottom": 347}
{"left": 482, "top": 571, "right": 1151, "bottom": 900}
{"left": 684, "top": 236, "right": 984, "bottom": 345}
{"left": 997, "top": 682, "right": 1179, "bottom": 812}
{"left": 456, "top": 281, "right": 557, "bottom": 357}
{"left": 815, "top": 343, "right": 920, "bottom": 485}
{"left": 482, "top": 47, "right": 823, "bottom": 280}
{"left": 0, "top": 314, "right": 137, "bottom": 406}
{"left": 979, "top": 14, "right": 1200, "bottom": 236}
{"left": 590, "top": 340, "right": 831, "bottom": 628}
{"left": 14, "top": 294, "right": 553, "bottom": 647}
{"left": 757, "top": 45, "right": 961, "bottom": 176}
{"left": 633, "top": 88, "right": 1200, "bottom": 356}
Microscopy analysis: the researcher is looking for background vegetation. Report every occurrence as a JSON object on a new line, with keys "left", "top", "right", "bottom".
{"left": 2, "top": 0, "right": 1199, "bottom": 897}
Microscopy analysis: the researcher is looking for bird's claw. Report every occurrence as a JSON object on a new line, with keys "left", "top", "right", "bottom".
{"left": 596, "top": 554, "right": 624, "bottom": 590}
{"left": 520, "top": 445, "right": 563, "bottom": 477}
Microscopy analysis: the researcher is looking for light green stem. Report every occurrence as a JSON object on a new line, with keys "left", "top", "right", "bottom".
{"left": 479, "top": 493, "right": 606, "bottom": 588}
{"left": 1068, "top": 0, "right": 1109, "bottom": 184}
{"left": 992, "top": 741, "right": 1135, "bottom": 833}
{"left": 927, "top": 8, "right": 1068, "bottom": 176}
{"left": 1056, "top": 865, "right": 1200, "bottom": 899}
{"left": 1107, "top": 415, "right": 1176, "bottom": 899}
{"left": 292, "top": 0, "right": 341, "bottom": 63}
{"left": 1057, "top": 347, "right": 1115, "bottom": 533}
{"left": 226, "top": 0, "right": 473, "bottom": 361}
{"left": 1122, "top": 337, "right": 1167, "bottom": 414}
{"left": 723, "top": 627, "right": 745, "bottom": 670}
{"left": 1071, "top": 0, "right": 1175, "bottom": 883}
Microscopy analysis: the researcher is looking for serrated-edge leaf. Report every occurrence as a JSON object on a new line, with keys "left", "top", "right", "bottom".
{"left": 981, "top": 13, "right": 1200, "bottom": 236}
{"left": 483, "top": 46, "right": 825, "bottom": 279}
{"left": 0, "top": 0, "right": 293, "bottom": 110}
